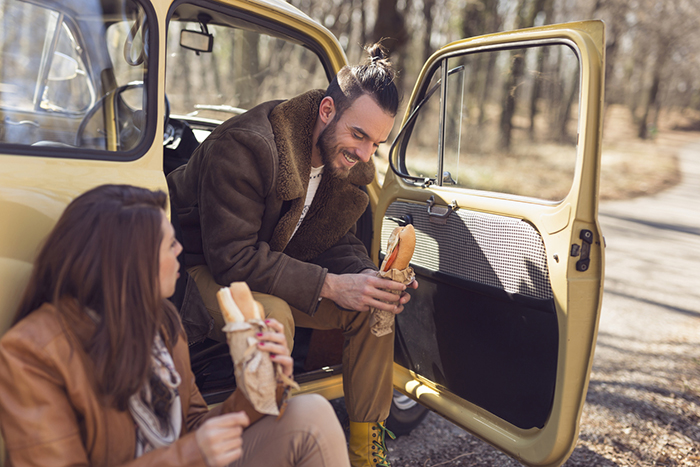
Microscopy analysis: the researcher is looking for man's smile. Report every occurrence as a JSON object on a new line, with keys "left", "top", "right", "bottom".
{"left": 342, "top": 150, "right": 358, "bottom": 166}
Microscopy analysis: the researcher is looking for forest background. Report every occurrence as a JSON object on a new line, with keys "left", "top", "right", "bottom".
{"left": 288, "top": 0, "right": 700, "bottom": 199}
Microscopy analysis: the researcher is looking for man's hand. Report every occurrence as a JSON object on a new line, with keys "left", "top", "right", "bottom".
{"left": 321, "top": 270, "right": 419, "bottom": 313}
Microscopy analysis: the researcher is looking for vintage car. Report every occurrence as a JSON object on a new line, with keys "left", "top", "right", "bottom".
{"left": 0, "top": 0, "right": 605, "bottom": 464}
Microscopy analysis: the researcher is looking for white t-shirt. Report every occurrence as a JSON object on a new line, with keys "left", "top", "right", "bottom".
{"left": 290, "top": 165, "right": 324, "bottom": 239}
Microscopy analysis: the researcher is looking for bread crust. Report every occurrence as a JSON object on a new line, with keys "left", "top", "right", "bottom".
{"left": 217, "top": 282, "right": 262, "bottom": 323}
{"left": 216, "top": 287, "right": 245, "bottom": 323}
{"left": 392, "top": 224, "right": 415, "bottom": 270}
{"left": 381, "top": 224, "right": 416, "bottom": 271}
{"left": 229, "top": 282, "right": 258, "bottom": 320}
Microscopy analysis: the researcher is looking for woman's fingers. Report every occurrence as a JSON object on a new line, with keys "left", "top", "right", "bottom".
{"left": 256, "top": 339, "right": 294, "bottom": 376}
{"left": 270, "top": 354, "right": 294, "bottom": 377}
{"left": 264, "top": 318, "right": 284, "bottom": 334}
{"left": 256, "top": 323, "right": 289, "bottom": 356}
{"left": 256, "top": 340, "right": 287, "bottom": 357}
{"left": 254, "top": 318, "right": 293, "bottom": 376}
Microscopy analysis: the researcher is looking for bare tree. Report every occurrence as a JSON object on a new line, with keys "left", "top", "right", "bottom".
{"left": 499, "top": 0, "right": 549, "bottom": 149}
{"left": 371, "top": 0, "right": 410, "bottom": 98}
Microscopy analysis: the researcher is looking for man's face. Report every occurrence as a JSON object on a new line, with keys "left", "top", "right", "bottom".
{"left": 316, "top": 94, "right": 395, "bottom": 179}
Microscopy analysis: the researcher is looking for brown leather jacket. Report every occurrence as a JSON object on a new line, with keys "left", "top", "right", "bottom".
{"left": 167, "top": 90, "right": 377, "bottom": 317}
{"left": 0, "top": 302, "right": 265, "bottom": 466}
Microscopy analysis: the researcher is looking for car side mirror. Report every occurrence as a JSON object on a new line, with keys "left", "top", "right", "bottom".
{"left": 180, "top": 29, "right": 213, "bottom": 53}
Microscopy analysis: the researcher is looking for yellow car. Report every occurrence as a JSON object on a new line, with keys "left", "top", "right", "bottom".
{"left": 0, "top": 0, "right": 605, "bottom": 465}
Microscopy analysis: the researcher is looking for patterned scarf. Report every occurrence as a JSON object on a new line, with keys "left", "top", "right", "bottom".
{"left": 129, "top": 333, "right": 182, "bottom": 457}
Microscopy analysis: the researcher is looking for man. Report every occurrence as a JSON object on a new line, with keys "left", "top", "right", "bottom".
{"left": 168, "top": 44, "right": 417, "bottom": 467}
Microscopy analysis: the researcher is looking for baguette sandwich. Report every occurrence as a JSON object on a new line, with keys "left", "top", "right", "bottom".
{"left": 216, "top": 281, "right": 298, "bottom": 416}
{"left": 371, "top": 224, "right": 417, "bottom": 337}
{"left": 380, "top": 224, "right": 416, "bottom": 272}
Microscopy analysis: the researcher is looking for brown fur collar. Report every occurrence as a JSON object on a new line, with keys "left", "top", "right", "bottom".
{"left": 267, "top": 90, "right": 375, "bottom": 260}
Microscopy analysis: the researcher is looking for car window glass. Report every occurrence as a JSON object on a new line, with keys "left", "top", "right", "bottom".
{"left": 165, "top": 8, "right": 329, "bottom": 142}
{"left": 0, "top": 1, "right": 52, "bottom": 112}
{"left": 41, "top": 21, "right": 93, "bottom": 113}
{"left": 0, "top": 0, "right": 151, "bottom": 154}
{"left": 397, "top": 43, "right": 580, "bottom": 202}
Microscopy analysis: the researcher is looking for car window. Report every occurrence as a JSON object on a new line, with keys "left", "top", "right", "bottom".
{"left": 0, "top": 0, "right": 153, "bottom": 154}
{"left": 165, "top": 5, "right": 329, "bottom": 140}
{"left": 397, "top": 42, "right": 580, "bottom": 202}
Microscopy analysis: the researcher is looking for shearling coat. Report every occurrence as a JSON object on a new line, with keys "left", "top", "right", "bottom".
{"left": 168, "top": 90, "right": 377, "bottom": 316}
{"left": 0, "top": 301, "right": 269, "bottom": 466}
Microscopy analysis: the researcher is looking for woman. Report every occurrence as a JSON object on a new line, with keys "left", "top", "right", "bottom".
{"left": 0, "top": 184, "right": 349, "bottom": 467}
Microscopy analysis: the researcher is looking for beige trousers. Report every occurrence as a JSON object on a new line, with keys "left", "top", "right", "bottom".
{"left": 232, "top": 394, "right": 350, "bottom": 467}
{"left": 188, "top": 264, "right": 394, "bottom": 422}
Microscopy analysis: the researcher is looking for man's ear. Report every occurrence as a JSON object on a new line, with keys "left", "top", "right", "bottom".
{"left": 318, "top": 96, "right": 336, "bottom": 124}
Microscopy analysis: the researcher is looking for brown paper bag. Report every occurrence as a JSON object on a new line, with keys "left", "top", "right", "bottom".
{"left": 370, "top": 267, "right": 415, "bottom": 337}
{"left": 223, "top": 319, "right": 280, "bottom": 416}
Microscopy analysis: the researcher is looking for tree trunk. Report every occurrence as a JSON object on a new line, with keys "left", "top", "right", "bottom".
{"left": 461, "top": 0, "right": 501, "bottom": 127}
{"left": 528, "top": 0, "right": 554, "bottom": 138}
{"left": 359, "top": 0, "right": 366, "bottom": 47}
{"left": 372, "top": 0, "right": 409, "bottom": 99}
{"left": 422, "top": 0, "right": 435, "bottom": 63}
{"left": 462, "top": 0, "right": 501, "bottom": 38}
{"left": 638, "top": 67, "right": 661, "bottom": 139}
{"left": 499, "top": 0, "right": 547, "bottom": 150}
{"left": 558, "top": 75, "right": 578, "bottom": 143}
{"left": 371, "top": 0, "right": 408, "bottom": 52}
{"left": 477, "top": 52, "right": 498, "bottom": 126}
{"left": 499, "top": 51, "right": 525, "bottom": 149}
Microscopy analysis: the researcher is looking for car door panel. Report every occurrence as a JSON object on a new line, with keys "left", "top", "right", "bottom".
{"left": 372, "top": 21, "right": 605, "bottom": 467}
{"left": 383, "top": 200, "right": 558, "bottom": 430}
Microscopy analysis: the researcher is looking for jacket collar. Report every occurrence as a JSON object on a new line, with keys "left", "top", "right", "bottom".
{"left": 266, "top": 90, "right": 376, "bottom": 260}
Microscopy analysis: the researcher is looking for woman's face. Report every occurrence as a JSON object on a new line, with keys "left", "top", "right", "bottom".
{"left": 159, "top": 211, "right": 183, "bottom": 299}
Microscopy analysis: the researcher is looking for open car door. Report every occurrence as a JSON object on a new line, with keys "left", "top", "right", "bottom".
{"left": 370, "top": 21, "right": 605, "bottom": 467}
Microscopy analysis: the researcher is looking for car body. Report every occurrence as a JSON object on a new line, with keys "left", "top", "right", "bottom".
{"left": 0, "top": 0, "right": 605, "bottom": 465}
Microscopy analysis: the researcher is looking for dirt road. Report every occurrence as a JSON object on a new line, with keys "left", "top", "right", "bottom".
{"left": 386, "top": 138, "right": 700, "bottom": 466}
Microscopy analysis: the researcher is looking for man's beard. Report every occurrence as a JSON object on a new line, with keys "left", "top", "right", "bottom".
{"left": 316, "top": 119, "right": 357, "bottom": 179}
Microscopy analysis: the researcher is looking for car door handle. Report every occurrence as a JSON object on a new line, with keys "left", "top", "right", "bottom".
{"left": 4, "top": 117, "right": 39, "bottom": 127}
{"left": 426, "top": 195, "right": 457, "bottom": 225}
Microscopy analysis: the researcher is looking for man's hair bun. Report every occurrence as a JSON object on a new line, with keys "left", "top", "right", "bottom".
{"left": 324, "top": 41, "right": 400, "bottom": 118}
{"left": 366, "top": 43, "right": 389, "bottom": 65}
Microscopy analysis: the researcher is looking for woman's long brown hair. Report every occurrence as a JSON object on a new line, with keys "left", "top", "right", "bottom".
{"left": 14, "top": 184, "right": 181, "bottom": 410}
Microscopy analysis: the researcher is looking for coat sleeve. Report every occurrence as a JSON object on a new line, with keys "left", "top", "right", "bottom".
{"left": 194, "top": 130, "right": 327, "bottom": 314}
{"left": 0, "top": 332, "right": 92, "bottom": 466}
{"left": 0, "top": 330, "right": 207, "bottom": 467}
{"left": 311, "top": 226, "right": 377, "bottom": 274}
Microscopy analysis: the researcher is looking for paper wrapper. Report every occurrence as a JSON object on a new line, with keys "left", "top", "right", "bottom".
{"left": 370, "top": 267, "right": 415, "bottom": 337}
{"left": 223, "top": 319, "right": 298, "bottom": 416}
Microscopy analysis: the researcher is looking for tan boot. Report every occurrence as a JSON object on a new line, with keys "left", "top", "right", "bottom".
{"left": 348, "top": 421, "right": 396, "bottom": 467}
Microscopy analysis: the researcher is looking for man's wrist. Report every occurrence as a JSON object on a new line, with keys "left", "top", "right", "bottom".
{"left": 320, "top": 273, "right": 337, "bottom": 300}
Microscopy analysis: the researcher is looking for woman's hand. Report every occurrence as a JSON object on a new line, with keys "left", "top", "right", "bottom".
{"left": 256, "top": 318, "right": 293, "bottom": 378}
{"left": 195, "top": 411, "right": 250, "bottom": 467}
